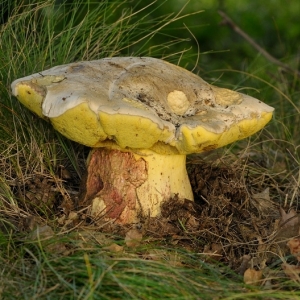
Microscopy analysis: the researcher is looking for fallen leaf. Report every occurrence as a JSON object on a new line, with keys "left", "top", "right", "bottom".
{"left": 279, "top": 208, "right": 299, "bottom": 229}
{"left": 282, "top": 263, "right": 300, "bottom": 282}
{"left": 203, "top": 243, "right": 223, "bottom": 261}
{"left": 28, "top": 225, "right": 67, "bottom": 254}
{"left": 57, "top": 215, "right": 66, "bottom": 225}
{"left": 275, "top": 208, "right": 300, "bottom": 245}
{"left": 186, "top": 215, "right": 198, "bottom": 229}
{"left": 21, "top": 216, "right": 41, "bottom": 231}
{"left": 125, "top": 228, "right": 143, "bottom": 248}
{"left": 287, "top": 237, "right": 300, "bottom": 261}
{"left": 252, "top": 188, "right": 270, "bottom": 202}
{"left": 244, "top": 268, "right": 263, "bottom": 285}
{"left": 59, "top": 211, "right": 81, "bottom": 229}
{"left": 103, "top": 243, "right": 124, "bottom": 253}
{"left": 251, "top": 188, "right": 276, "bottom": 215}
{"left": 68, "top": 211, "right": 78, "bottom": 220}
{"left": 29, "top": 224, "right": 54, "bottom": 240}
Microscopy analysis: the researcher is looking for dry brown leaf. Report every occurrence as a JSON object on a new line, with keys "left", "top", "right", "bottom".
{"left": 68, "top": 211, "right": 78, "bottom": 220}
{"left": 103, "top": 243, "right": 124, "bottom": 253}
{"left": 57, "top": 214, "right": 66, "bottom": 225}
{"left": 186, "top": 215, "right": 198, "bottom": 228}
{"left": 29, "top": 224, "right": 55, "bottom": 240}
{"left": 29, "top": 225, "right": 67, "bottom": 254}
{"left": 279, "top": 208, "right": 299, "bottom": 229}
{"left": 125, "top": 228, "right": 143, "bottom": 248}
{"left": 251, "top": 188, "right": 276, "bottom": 215}
{"left": 287, "top": 237, "right": 300, "bottom": 261}
{"left": 274, "top": 208, "right": 300, "bottom": 248}
{"left": 252, "top": 188, "right": 270, "bottom": 201}
{"left": 203, "top": 243, "right": 223, "bottom": 261}
{"left": 21, "top": 216, "right": 42, "bottom": 231}
{"left": 282, "top": 263, "right": 300, "bottom": 282}
{"left": 61, "top": 211, "right": 80, "bottom": 228}
{"left": 244, "top": 268, "right": 263, "bottom": 285}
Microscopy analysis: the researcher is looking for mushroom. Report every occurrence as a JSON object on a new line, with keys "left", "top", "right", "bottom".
{"left": 11, "top": 57, "right": 274, "bottom": 224}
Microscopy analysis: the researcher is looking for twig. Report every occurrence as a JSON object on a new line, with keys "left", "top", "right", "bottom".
{"left": 218, "top": 10, "right": 300, "bottom": 78}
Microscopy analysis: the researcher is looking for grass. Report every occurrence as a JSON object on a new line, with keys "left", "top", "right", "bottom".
{"left": 3, "top": 231, "right": 300, "bottom": 300}
{"left": 1, "top": 0, "right": 300, "bottom": 299}
{"left": 1, "top": 236, "right": 237, "bottom": 299}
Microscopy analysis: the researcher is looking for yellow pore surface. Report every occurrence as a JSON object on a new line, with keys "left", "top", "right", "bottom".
{"left": 50, "top": 102, "right": 173, "bottom": 149}
{"left": 50, "top": 102, "right": 272, "bottom": 154}
{"left": 178, "top": 111, "right": 273, "bottom": 153}
{"left": 15, "top": 83, "right": 44, "bottom": 118}
{"left": 15, "top": 83, "right": 273, "bottom": 155}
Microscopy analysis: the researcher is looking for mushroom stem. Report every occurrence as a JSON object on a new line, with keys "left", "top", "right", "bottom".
{"left": 80, "top": 147, "right": 193, "bottom": 224}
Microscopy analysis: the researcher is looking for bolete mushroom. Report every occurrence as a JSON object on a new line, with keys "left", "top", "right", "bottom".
{"left": 11, "top": 57, "right": 274, "bottom": 224}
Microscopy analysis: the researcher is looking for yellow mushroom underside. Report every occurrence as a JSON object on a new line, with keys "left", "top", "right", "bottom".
{"left": 15, "top": 82, "right": 45, "bottom": 118}
{"left": 48, "top": 101, "right": 272, "bottom": 154}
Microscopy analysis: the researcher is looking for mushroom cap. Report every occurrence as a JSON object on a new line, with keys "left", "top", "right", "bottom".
{"left": 11, "top": 57, "right": 274, "bottom": 154}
